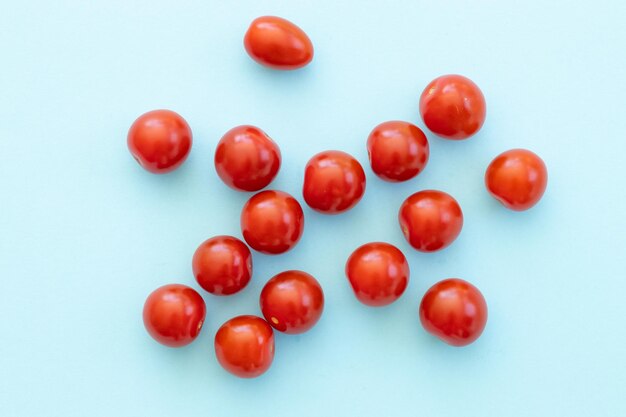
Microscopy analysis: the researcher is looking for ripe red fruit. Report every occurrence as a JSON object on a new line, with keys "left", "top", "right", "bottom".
{"left": 214, "top": 125, "right": 281, "bottom": 192}
{"left": 192, "top": 236, "right": 252, "bottom": 295}
{"left": 142, "top": 284, "right": 206, "bottom": 347}
{"left": 485, "top": 148, "right": 548, "bottom": 211}
{"left": 419, "top": 278, "right": 488, "bottom": 346}
{"left": 127, "top": 109, "right": 192, "bottom": 173}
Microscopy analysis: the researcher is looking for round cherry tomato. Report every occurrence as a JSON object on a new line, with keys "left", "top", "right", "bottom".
{"left": 367, "top": 121, "right": 429, "bottom": 182}
{"left": 419, "top": 278, "right": 488, "bottom": 347}
{"left": 127, "top": 109, "right": 192, "bottom": 173}
{"left": 244, "top": 16, "right": 314, "bottom": 70}
{"left": 345, "top": 242, "right": 409, "bottom": 307}
{"left": 214, "top": 315, "right": 275, "bottom": 378}
{"left": 142, "top": 284, "right": 206, "bottom": 347}
{"left": 303, "top": 150, "right": 366, "bottom": 214}
{"left": 240, "top": 190, "right": 304, "bottom": 254}
{"left": 214, "top": 125, "right": 281, "bottom": 192}
{"left": 192, "top": 236, "right": 252, "bottom": 296}
{"left": 260, "top": 270, "right": 324, "bottom": 334}
{"left": 398, "top": 190, "right": 463, "bottom": 252}
{"left": 485, "top": 149, "right": 548, "bottom": 211}
{"left": 419, "top": 75, "right": 486, "bottom": 140}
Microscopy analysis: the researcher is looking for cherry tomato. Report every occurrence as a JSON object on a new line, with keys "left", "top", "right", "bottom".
{"left": 367, "top": 121, "right": 429, "bottom": 182}
{"left": 214, "top": 315, "right": 275, "bottom": 378}
{"left": 214, "top": 125, "right": 281, "bottom": 192}
{"left": 398, "top": 190, "right": 463, "bottom": 252}
{"left": 303, "top": 150, "right": 366, "bottom": 214}
{"left": 485, "top": 149, "right": 548, "bottom": 211}
{"left": 345, "top": 242, "right": 409, "bottom": 307}
{"left": 419, "top": 75, "right": 486, "bottom": 140}
{"left": 127, "top": 109, "right": 192, "bottom": 173}
{"left": 240, "top": 190, "right": 304, "bottom": 254}
{"left": 192, "top": 236, "right": 252, "bottom": 296}
{"left": 419, "top": 278, "right": 488, "bottom": 347}
{"left": 260, "top": 270, "right": 324, "bottom": 334}
{"left": 142, "top": 284, "right": 206, "bottom": 347}
{"left": 244, "top": 16, "right": 314, "bottom": 70}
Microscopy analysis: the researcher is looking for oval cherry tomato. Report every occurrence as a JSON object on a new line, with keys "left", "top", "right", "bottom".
{"left": 214, "top": 315, "right": 275, "bottom": 378}
{"left": 485, "top": 149, "right": 548, "bottom": 211}
{"left": 192, "top": 236, "right": 252, "bottom": 295}
{"left": 419, "top": 75, "right": 486, "bottom": 140}
{"left": 398, "top": 190, "right": 463, "bottom": 252}
{"left": 303, "top": 150, "right": 366, "bottom": 214}
{"left": 240, "top": 190, "right": 304, "bottom": 254}
{"left": 214, "top": 125, "right": 281, "bottom": 192}
{"left": 260, "top": 270, "right": 324, "bottom": 334}
{"left": 127, "top": 109, "right": 192, "bottom": 174}
{"left": 244, "top": 16, "right": 314, "bottom": 70}
{"left": 142, "top": 284, "right": 206, "bottom": 347}
{"left": 367, "top": 121, "right": 429, "bottom": 182}
{"left": 345, "top": 242, "right": 409, "bottom": 307}
{"left": 419, "top": 278, "right": 488, "bottom": 346}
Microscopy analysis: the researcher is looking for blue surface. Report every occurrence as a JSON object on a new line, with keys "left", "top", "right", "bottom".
{"left": 1, "top": 1, "right": 625, "bottom": 416}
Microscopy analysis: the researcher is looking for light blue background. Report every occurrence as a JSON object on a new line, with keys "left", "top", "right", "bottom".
{"left": 1, "top": 1, "right": 625, "bottom": 416}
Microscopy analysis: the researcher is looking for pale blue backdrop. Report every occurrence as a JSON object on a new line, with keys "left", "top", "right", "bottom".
{"left": 1, "top": 1, "right": 625, "bottom": 416}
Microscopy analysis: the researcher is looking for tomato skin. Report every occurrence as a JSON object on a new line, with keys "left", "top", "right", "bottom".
{"left": 260, "top": 270, "right": 324, "bottom": 334}
{"left": 419, "top": 75, "right": 486, "bottom": 140}
{"left": 303, "top": 150, "right": 366, "bottom": 214}
{"left": 240, "top": 190, "right": 304, "bottom": 254}
{"left": 485, "top": 149, "right": 548, "bottom": 211}
{"left": 127, "top": 109, "right": 192, "bottom": 173}
{"left": 142, "top": 284, "right": 206, "bottom": 347}
{"left": 214, "top": 315, "right": 275, "bottom": 378}
{"left": 398, "top": 190, "right": 463, "bottom": 252}
{"left": 244, "top": 16, "right": 313, "bottom": 70}
{"left": 367, "top": 121, "right": 429, "bottom": 182}
{"left": 215, "top": 125, "right": 281, "bottom": 192}
{"left": 192, "top": 236, "right": 252, "bottom": 296}
{"left": 345, "top": 242, "right": 409, "bottom": 307}
{"left": 419, "top": 278, "right": 488, "bottom": 347}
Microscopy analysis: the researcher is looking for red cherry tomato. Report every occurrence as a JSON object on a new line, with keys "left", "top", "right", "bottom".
{"left": 127, "top": 109, "right": 192, "bottom": 173}
{"left": 192, "top": 236, "right": 252, "bottom": 296}
{"left": 419, "top": 278, "right": 488, "bottom": 347}
{"left": 260, "top": 270, "right": 324, "bottom": 334}
{"left": 303, "top": 150, "right": 366, "bottom": 214}
{"left": 142, "top": 284, "right": 206, "bottom": 347}
{"left": 367, "top": 121, "right": 429, "bottom": 182}
{"left": 485, "top": 149, "right": 548, "bottom": 211}
{"left": 214, "top": 125, "right": 281, "bottom": 192}
{"left": 345, "top": 242, "right": 409, "bottom": 307}
{"left": 214, "top": 315, "right": 275, "bottom": 378}
{"left": 398, "top": 190, "right": 463, "bottom": 252}
{"left": 419, "top": 75, "right": 486, "bottom": 140}
{"left": 240, "top": 190, "right": 304, "bottom": 254}
{"left": 244, "top": 16, "right": 314, "bottom": 70}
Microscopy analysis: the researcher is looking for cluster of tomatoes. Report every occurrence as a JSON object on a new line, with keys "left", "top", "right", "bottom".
{"left": 132, "top": 16, "right": 548, "bottom": 379}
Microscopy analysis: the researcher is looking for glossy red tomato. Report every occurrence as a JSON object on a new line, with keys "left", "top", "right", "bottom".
{"left": 240, "top": 190, "right": 304, "bottom": 254}
{"left": 345, "top": 242, "right": 409, "bottom": 307}
{"left": 214, "top": 315, "right": 275, "bottom": 378}
{"left": 485, "top": 149, "right": 548, "bottom": 211}
{"left": 214, "top": 125, "right": 281, "bottom": 192}
{"left": 192, "top": 236, "right": 252, "bottom": 295}
{"left": 142, "top": 284, "right": 206, "bottom": 347}
{"left": 303, "top": 150, "right": 366, "bottom": 214}
{"left": 419, "top": 75, "right": 486, "bottom": 140}
{"left": 367, "top": 121, "right": 429, "bottom": 182}
{"left": 419, "top": 278, "right": 488, "bottom": 346}
{"left": 398, "top": 190, "right": 463, "bottom": 252}
{"left": 244, "top": 16, "right": 314, "bottom": 70}
{"left": 127, "top": 109, "right": 192, "bottom": 173}
{"left": 260, "top": 270, "right": 324, "bottom": 334}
